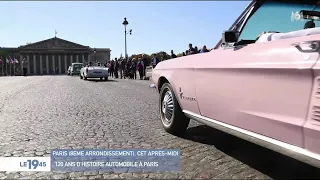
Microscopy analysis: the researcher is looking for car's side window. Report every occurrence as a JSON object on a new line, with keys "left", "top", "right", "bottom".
{"left": 238, "top": 1, "right": 320, "bottom": 41}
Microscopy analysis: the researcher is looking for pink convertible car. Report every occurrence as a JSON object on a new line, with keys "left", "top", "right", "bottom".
{"left": 152, "top": 0, "right": 320, "bottom": 168}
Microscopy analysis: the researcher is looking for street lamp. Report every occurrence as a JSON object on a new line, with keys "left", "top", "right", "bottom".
{"left": 93, "top": 48, "right": 96, "bottom": 62}
{"left": 122, "top": 17, "right": 132, "bottom": 61}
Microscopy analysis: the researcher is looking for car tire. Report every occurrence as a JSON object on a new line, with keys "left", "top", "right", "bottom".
{"left": 80, "top": 75, "right": 83, "bottom": 79}
{"left": 104, "top": 77, "right": 108, "bottom": 81}
{"left": 100, "top": 77, "right": 103, "bottom": 81}
{"left": 71, "top": 73, "right": 73, "bottom": 76}
{"left": 159, "top": 83, "right": 190, "bottom": 136}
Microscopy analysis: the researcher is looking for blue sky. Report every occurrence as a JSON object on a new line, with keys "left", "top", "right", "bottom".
{"left": 0, "top": 1, "right": 249, "bottom": 59}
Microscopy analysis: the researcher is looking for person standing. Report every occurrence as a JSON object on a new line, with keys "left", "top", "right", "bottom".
{"left": 131, "top": 58, "right": 137, "bottom": 79}
{"left": 137, "top": 58, "right": 144, "bottom": 80}
{"left": 114, "top": 58, "right": 119, "bottom": 78}
{"left": 110, "top": 60, "right": 114, "bottom": 78}
{"left": 142, "top": 54, "right": 148, "bottom": 77}
{"left": 170, "top": 50, "right": 177, "bottom": 59}
{"left": 126, "top": 59, "right": 132, "bottom": 79}
{"left": 22, "top": 58, "right": 28, "bottom": 76}
{"left": 151, "top": 54, "right": 159, "bottom": 68}
{"left": 119, "top": 59, "right": 126, "bottom": 79}
{"left": 187, "top": 43, "right": 196, "bottom": 55}
{"left": 200, "top": 45, "right": 209, "bottom": 53}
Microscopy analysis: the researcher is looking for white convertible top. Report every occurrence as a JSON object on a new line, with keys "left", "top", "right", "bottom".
{"left": 256, "top": 27, "right": 320, "bottom": 43}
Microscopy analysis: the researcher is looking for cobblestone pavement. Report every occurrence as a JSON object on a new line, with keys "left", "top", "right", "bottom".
{"left": 0, "top": 76, "right": 320, "bottom": 179}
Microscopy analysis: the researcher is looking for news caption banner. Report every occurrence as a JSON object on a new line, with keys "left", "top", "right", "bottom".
{"left": 51, "top": 149, "right": 180, "bottom": 173}
{"left": 0, "top": 149, "right": 179, "bottom": 172}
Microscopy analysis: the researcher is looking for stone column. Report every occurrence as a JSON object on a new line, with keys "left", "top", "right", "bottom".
{"left": 46, "top": 55, "right": 49, "bottom": 75}
{"left": 70, "top": 55, "right": 73, "bottom": 63}
{"left": 40, "top": 55, "right": 43, "bottom": 75}
{"left": 82, "top": 54, "right": 84, "bottom": 63}
{"left": 64, "top": 55, "right": 67, "bottom": 74}
{"left": 27, "top": 55, "right": 30, "bottom": 75}
{"left": 88, "top": 54, "right": 91, "bottom": 62}
{"left": 52, "top": 55, "right": 55, "bottom": 74}
{"left": 58, "top": 55, "right": 62, "bottom": 74}
{"left": 76, "top": 55, "right": 79, "bottom": 62}
{"left": 33, "top": 55, "right": 36, "bottom": 75}
{"left": 20, "top": 55, "right": 23, "bottom": 74}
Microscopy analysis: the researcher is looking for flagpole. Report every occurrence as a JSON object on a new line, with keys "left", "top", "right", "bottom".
{"left": 0, "top": 56, "right": 2, "bottom": 76}
{"left": 13, "top": 57, "right": 15, "bottom": 76}
{"left": 5, "top": 58, "right": 7, "bottom": 76}
{"left": 9, "top": 57, "right": 11, "bottom": 76}
{"left": 1, "top": 57, "right": 2, "bottom": 76}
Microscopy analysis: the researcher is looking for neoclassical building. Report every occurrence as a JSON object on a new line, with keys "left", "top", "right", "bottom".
{"left": 0, "top": 36, "right": 111, "bottom": 75}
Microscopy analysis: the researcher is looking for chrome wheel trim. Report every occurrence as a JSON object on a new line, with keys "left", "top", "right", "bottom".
{"left": 161, "top": 90, "right": 174, "bottom": 126}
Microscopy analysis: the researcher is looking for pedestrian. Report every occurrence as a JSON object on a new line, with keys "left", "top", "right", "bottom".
{"left": 200, "top": 45, "right": 209, "bottom": 53}
{"left": 110, "top": 60, "right": 114, "bottom": 77}
{"left": 119, "top": 59, "right": 126, "bottom": 79}
{"left": 142, "top": 54, "right": 148, "bottom": 77}
{"left": 138, "top": 58, "right": 144, "bottom": 80}
{"left": 170, "top": 50, "right": 177, "bottom": 59}
{"left": 126, "top": 59, "right": 132, "bottom": 79}
{"left": 187, "top": 43, "right": 196, "bottom": 55}
{"left": 194, "top": 46, "right": 199, "bottom": 54}
{"left": 151, "top": 54, "right": 159, "bottom": 69}
{"left": 114, "top": 58, "right": 119, "bottom": 78}
{"left": 131, "top": 58, "right": 137, "bottom": 79}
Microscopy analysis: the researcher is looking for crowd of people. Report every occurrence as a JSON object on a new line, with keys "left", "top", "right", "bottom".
{"left": 103, "top": 54, "right": 158, "bottom": 80}
{"left": 100, "top": 43, "right": 211, "bottom": 80}
{"left": 170, "top": 43, "right": 211, "bottom": 58}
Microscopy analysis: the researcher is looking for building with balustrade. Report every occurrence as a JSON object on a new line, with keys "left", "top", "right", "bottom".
{"left": 0, "top": 36, "right": 111, "bottom": 75}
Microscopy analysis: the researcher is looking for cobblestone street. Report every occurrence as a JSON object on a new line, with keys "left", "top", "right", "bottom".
{"left": 0, "top": 76, "right": 320, "bottom": 179}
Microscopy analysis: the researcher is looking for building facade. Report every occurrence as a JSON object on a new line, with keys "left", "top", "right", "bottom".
{"left": 0, "top": 37, "right": 111, "bottom": 75}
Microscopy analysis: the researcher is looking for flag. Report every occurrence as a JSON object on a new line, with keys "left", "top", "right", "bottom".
{"left": 10, "top": 57, "right": 14, "bottom": 64}
{"left": 14, "top": 58, "right": 18, "bottom": 63}
{"left": 55, "top": 30, "right": 57, "bottom": 36}
{"left": 0, "top": 57, "right": 2, "bottom": 64}
{"left": 6, "top": 57, "right": 9, "bottom": 63}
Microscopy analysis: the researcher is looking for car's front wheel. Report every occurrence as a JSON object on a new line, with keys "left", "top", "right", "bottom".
{"left": 104, "top": 77, "right": 108, "bottom": 81}
{"left": 159, "top": 83, "right": 190, "bottom": 136}
{"left": 80, "top": 74, "right": 83, "bottom": 79}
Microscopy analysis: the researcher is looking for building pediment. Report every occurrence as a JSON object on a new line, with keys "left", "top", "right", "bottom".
{"left": 18, "top": 37, "right": 90, "bottom": 50}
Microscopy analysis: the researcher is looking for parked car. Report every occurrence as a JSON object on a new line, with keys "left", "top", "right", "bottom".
{"left": 152, "top": 0, "right": 320, "bottom": 168}
{"left": 68, "top": 63, "right": 84, "bottom": 76}
{"left": 80, "top": 62, "right": 108, "bottom": 81}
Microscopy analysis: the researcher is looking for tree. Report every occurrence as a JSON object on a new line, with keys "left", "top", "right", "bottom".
{"left": 0, "top": 50, "right": 9, "bottom": 58}
{"left": 177, "top": 53, "right": 183, "bottom": 57}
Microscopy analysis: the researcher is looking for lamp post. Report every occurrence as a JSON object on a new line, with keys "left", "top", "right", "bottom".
{"left": 93, "top": 48, "right": 96, "bottom": 62}
{"left": 122, "top": 17, "right": 132, "bottom": 61}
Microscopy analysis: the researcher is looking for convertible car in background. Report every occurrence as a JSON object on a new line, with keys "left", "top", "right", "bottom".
{"left": 80, "top": 62, "right": 108, "bottom": 81}
{"left": 152, "top": 0, "right": 320, "bottom": 168}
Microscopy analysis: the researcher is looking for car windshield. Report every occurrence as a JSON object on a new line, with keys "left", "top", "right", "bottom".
{"left": 73, "top": 64, "right": 83, "bottom": 69}
{"left": 239, "top": 1, "right": 320, "bottom": 41}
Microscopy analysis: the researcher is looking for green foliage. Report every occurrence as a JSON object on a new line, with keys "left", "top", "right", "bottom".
{"left": 0, "top": 50, "right": 9, "bottom": 57}
{"left": 177, "top": 53, "right": 183, "bottom": 57}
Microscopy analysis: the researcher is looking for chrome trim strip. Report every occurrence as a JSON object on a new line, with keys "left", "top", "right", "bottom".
{"left": 183, "top": 110, "right": 320, "bottom": 168}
